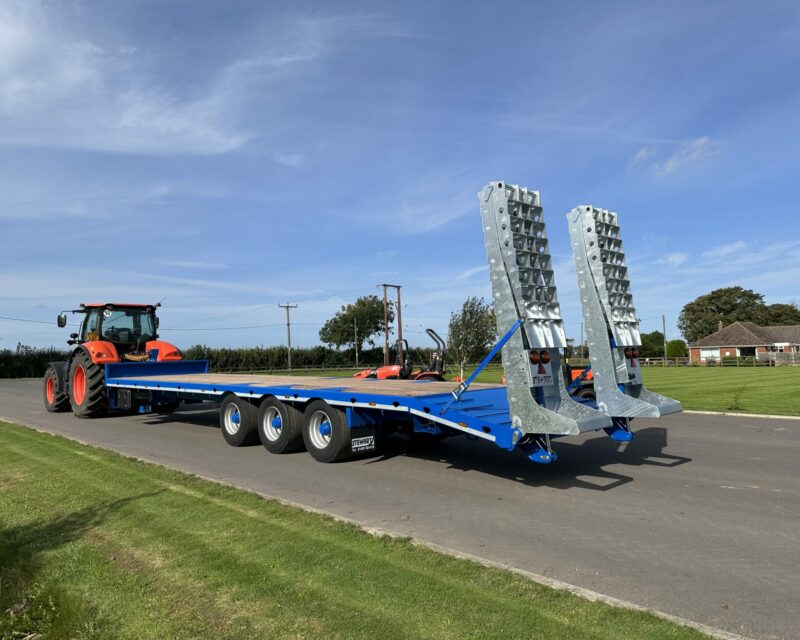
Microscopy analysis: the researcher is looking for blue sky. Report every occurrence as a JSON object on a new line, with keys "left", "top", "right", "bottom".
{"left": 2, "top": 0, "right": 799, "bottom": 351}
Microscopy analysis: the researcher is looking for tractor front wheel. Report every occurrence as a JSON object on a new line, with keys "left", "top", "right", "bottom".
{"left": 69, "top": 350, "right": 109, "bottom": 418}
{"left": 43, "top": 365, "right": 70, "bottom": 413}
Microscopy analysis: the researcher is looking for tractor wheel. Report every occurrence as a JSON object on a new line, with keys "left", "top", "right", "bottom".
{"left": 69, "top": 350, "right": 108, "bottom": 418}
{"left": 302, "top": 400, "right": 351, "bottom": 463}
{"left": 257, "top": 397, "right": 305, "bottom": 454}
{"left": 219, "top": 394, "right": 259, "bottom": 447}
{"left": 576, "top": 387, "right": 596, "bottom": 402}
{"left": 43, "top": 365, "right": 70, "bottom": 413}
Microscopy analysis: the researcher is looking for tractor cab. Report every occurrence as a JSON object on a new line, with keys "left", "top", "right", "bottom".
{"left": 57, "top": 302, "right": 179, "bottom": 362}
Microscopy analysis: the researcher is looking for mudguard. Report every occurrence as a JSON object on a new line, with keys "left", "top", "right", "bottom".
{"left": 80, "top": 341, "right": 120, "bottom": 365}
{"left": 145, "top": 340, "right": 182, "bottom": 361}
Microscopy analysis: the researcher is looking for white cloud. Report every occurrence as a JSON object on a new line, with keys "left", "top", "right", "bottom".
{"left": 700, "top": 240, "right": 747, "bottom": 260}
{"left": 655, "top": 137, "right": 720, "bottom": 175}
{"left": 0, "top": 5, "right": 380, "bottom": 156}
{"left": 273, "top": 152, "right": 304, "bottom": 168}
{"left": 455, "top": 265, "right": 487, "bottom": 281}
{"left": 630, "top": 146, "right": 656, "bottom": 167}
{"left": 657, "top": 252, "right": 689, "bottom": 267}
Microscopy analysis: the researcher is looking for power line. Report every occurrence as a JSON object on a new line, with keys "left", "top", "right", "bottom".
{"left": 0, "top": 315, "right": 80, "bottom": 327}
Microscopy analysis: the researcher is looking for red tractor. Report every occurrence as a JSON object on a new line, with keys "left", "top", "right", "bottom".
{"left": 42, "top": 302, "right": 182, "bottom": 418}
{"left": 353, "top": 328, "right": 447, "bottom": 381}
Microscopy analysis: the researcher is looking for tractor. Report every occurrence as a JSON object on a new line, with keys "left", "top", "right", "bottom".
{"left": 42, "top": 302, "right": 183, "bottom": 418}
{"left": 353, "top": 328, "right": 447, "bottom": 381}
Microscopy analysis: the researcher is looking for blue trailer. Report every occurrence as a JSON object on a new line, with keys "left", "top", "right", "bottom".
{"left": 102, "top": 359, "right": 567, "bottom": 463}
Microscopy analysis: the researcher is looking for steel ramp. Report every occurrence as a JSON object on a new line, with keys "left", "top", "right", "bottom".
{"left": 478, "top": 182, "right": 611, "bottom": 436}
{"left": 567, "top": 205, "right": 682, "bottom": 417}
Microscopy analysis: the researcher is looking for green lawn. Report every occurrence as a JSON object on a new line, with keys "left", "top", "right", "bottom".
{"left": 0, "top": 422, "right": 709, "bottom": 640}
{"left": 640, "top": 366, "right": 800, "bottom": 415}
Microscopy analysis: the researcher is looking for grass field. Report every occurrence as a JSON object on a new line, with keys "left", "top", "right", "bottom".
{"left": 0, "top": 421, "right": 710, "bottom": 640}
{"left": 278, "top": 365, "right": 800, "bottom": 416}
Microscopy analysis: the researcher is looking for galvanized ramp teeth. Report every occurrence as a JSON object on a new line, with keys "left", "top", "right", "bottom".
{"left": 567, "top": 205, "right": 682, "bottom": 418}
{"left": 478, "top": 182, "right": 612, "bottom": 436}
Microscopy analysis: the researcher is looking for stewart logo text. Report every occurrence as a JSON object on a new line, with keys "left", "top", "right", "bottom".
{"left": 351, "top": 436, "right": 375, "bottom": 453}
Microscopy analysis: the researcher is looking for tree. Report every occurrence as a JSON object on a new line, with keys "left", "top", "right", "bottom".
{"left": 319, "top": 295, "right": 394, "bottom": 352}
{"left": 677, "top": 287, "right": 767, "bottom": 343}
{"left": 764, "top": 302, "right": 800, "bottom": 326}
{"left": 447, "top": 297, "right": 496, "bottom": 378}
{"left": 638, "top": 331, "right": 665, "bottom": 358}
{"left": 666, "top": 339, "right": 687, "bottom": 358}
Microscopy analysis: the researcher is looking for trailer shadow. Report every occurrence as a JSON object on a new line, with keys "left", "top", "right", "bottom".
{"left": 366, "top": 426, "right": 692, "bottom": 491}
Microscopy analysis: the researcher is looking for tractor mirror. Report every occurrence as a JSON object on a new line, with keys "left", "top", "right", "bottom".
{"left": 70, "top": 333, "right": 78, "bottom": 339}
{"left": 155, "top": 317, "right": 159, "bottom": 329}
{"left": 57, "top": 314, "right": 67, "bottom": 328}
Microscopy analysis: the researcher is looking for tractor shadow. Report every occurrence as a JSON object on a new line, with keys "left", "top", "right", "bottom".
{"left": 367, "top": 426, "right": 692, "bottom": 491}
{"left": 0, "top": 491, "right": 164, "bottom": 628}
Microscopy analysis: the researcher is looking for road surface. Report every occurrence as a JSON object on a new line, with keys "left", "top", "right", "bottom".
{"left": 1, "top": 378, "right": 797, "bottom": 639}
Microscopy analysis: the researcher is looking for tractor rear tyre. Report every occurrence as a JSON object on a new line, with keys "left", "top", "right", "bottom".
{"left": 43, "top": 365, "right": 70, "bottom": 413}
{"left": 257, "top": 397, "right": 305, "bottom": 454}
{"left": 69, "top": 350, "right": 108, "bottom": 418}
{"left": 219, "top": 395, "right": 259, "bottom": 447}
{"left": 302, "top": 400, "right": 351, "bottom": 463}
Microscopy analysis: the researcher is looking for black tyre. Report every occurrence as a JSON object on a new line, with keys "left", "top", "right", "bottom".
{"left": 302, "top": 400, "right": 351, "bottom": 463}
{"left": 219, "top": 394, "right": 259, "bottom": 446}
{"left": 43, "top": 364, "right": 70, "bottom": 413}
{"left": 257, "top": 397, "right": 305, "bottom": 454}
{"left": 576, "top": 387, "right": 596, "bottom": 402}
{"left": 69, "top": 350, "right": 108, "bottom": 418}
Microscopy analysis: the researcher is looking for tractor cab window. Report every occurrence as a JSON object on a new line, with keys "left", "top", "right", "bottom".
{"left": 100, "top": 309, "right": 155, "bottom": 344}
{"left": 82, "top": 309, "right": 100, "bottom": 341}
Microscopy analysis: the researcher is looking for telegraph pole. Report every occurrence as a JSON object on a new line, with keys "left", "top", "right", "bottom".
{"left": 380, "top": 284, "right": 402, "bottom": 365}
{"left": 278, "top": 303, "right": 298, "bottom": 371}
{"left": 662, "top": 314, "right": 668, "bottom": 366}
{"left": 354, "top": 317, "right": 359, "bottom": 368}
{"left": 381, "top": 285, "right": 390, "bottom": 365}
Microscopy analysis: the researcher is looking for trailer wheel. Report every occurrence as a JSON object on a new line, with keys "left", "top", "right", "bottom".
{"left": 302, "top": 400, "right": 350, "bottom": 463}
{"left": 219, "top": 395, "right": 259, "bottom": 447}
{"left": 69, "top": 350, "right": 108, "bottom": 418}
{"left": 43, "top": 364, "right": 70, "bottom": 413}
{"left": 257, "top": 397, "right": 304, "bottom": 454}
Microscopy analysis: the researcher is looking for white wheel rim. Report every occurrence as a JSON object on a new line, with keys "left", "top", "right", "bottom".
{"left": 262, "top": 406, "right": 282, "bottom": 442}
{"left": 223, "top": 403, "right": 241, "bottom": 435}
{"left": 308, "top": 410, "right": 333, "bottom": 450}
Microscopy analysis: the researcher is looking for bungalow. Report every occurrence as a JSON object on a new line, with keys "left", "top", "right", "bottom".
{"left": 689, "top": 321, "right": 800, "bottom": 364}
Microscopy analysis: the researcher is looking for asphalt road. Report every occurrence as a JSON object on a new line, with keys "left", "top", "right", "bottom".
{"left": 1, "top": 379, "right": 798, "bottom": 640}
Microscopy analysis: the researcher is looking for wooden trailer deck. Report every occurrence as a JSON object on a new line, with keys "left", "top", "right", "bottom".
{"left": 108, "top": 372, "right": 503, "bottom": 398}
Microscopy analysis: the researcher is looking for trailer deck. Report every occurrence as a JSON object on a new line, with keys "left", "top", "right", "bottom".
{"left": 104, "top": 361, "right": 528, "bottom": 451}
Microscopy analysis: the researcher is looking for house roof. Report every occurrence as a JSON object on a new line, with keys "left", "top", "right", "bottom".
{"left": 692, "top": 321, "right": 800, "bottom": 347}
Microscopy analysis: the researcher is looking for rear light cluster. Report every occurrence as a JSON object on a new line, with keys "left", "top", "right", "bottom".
{"left": 529, "top": 350, "right": 551, "bottom": 364}
{"left": 624, "top": 348, "right": 640, "bottom": 359}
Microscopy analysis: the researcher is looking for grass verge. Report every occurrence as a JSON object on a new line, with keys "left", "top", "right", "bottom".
{"left": 0, "top": 421, "right": 710, "bottom": 639}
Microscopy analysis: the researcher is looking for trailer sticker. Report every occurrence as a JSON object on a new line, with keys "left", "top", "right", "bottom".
{"left": 531, "top": 362, "right": 553, "bottom": 387}
{"left": 351, "top": 436, "right": 375, "bottom": 453}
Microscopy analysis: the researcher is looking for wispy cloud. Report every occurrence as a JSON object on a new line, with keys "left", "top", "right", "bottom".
{"left": 656, "top": 252, "right": 689, "bottom": 267}
{"left": 630, "top": 146, "right": 656, "bottom": 167}
{"left": 700, "top": 240, "right": 747, "bottom": 260}
{"left": 0, "top": 5, "right": 381, "bottom": 156}
{"left": 655, "top": 137, "right": 720, "bottom": 175}
{"left": 273, "top": 152, "right": 304, "bottom": 168}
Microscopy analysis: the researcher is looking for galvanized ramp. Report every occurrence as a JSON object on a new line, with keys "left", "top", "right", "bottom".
{"left": 567, "top": 205, "right": 682, "bottom": 418}
{"left": 478, "top": 181, "right": 612, "bottom": 437}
